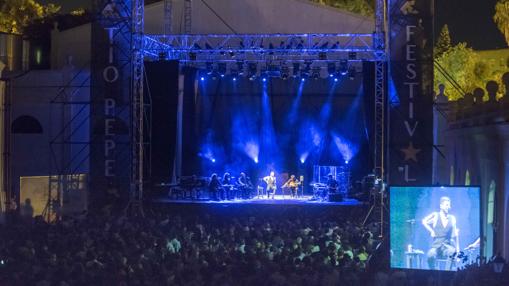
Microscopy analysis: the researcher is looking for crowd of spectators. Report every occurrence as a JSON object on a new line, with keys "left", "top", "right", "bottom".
{"left": 0, "top": 205, "right": 507, "bottom": 286}
{"left": 0, "top": 206, "right": 378, "bottom": 286}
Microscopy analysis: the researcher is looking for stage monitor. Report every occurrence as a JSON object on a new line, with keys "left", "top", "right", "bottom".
{"left": 389, "top": 186, "right": 480, "bottom": 271}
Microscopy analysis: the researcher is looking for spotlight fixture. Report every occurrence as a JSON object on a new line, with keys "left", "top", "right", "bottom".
{"left": 200, "top": 76, "right": 205, "bottom": 81}
{"left": 228, "top": 47, "right": 235, "bottom": 58}
{"left": 237, "top": 61, "right": 245, "bottom": 76}
{"left": 230, "top": 68, "right": 239, "bottom": 79}
{"left": 248, "top": 62, "right": 257, "bottom": 80}
{"left": 348, "top": 52, "right": 357, "bottom": 60}
{"left": 318, "top": 52, "right": 327, "bottom": 60}
{"left": 158, "top": 51, "right": 168, "bottom": 61}
{"left": 189, "top": 52, "right": 197, "bottom": 61}
{"left": 301, "top": 61, "right": 311, "bottom": 78}
{"left": 327, "top": 62, "right": 336, "bottom": 77}
{"left": 348, "top": 66, "right": 356, "bottom": 80}
{"left": 267, "top": 63, "right": 280, "bottom": 77}
{"left": 292, "top": 63, "right": 301, "bottom": 78}
{"left": 311, "top": 67, "right": 321, "bottom": 80}
{"left": 217, "top": 63, "right": 227, "bottom": 76}
{"left": 281, "top": 65, "right": 290, "bottom": 80}
{"left": 206, "top": 62, "right": 214, "bottom": 75}
{"left": 260, "top": 69, "right": 269, "bottom": 82}
{"left": 339, "top": 60, "right": 348, "bottom": 76}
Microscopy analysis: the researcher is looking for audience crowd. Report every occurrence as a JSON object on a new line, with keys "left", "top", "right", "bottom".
{"left": 0, "top": 205, "right": 507, "bottom": 286}
{"left": 0, "top": 207, "right": 377, "bottom": 286}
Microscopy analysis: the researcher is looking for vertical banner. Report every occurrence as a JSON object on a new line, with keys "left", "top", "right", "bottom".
{"left": 388, "top": 0, "right": 434, "bottom": 185}
{"left": 90, "top": 1, "right": 132, "bottom": 209}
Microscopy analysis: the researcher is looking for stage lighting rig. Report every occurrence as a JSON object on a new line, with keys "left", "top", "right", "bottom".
{"left": 281, "top": 65, "right": 290, "bottom": 80}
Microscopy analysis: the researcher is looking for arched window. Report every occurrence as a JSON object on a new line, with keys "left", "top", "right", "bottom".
{"left": 465, "top": 170, "right": 471, "bottom": 186}
{"left": 11, "top": 115, "right": 43, "bottom": 134}
{"left": 488, "top": 180, "right": 495, "bottom": 224}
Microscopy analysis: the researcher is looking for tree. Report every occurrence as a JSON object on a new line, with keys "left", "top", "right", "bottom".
{"left": 435, "top": 25, "right": 452, "bottom": 57}
{"left": 494, "top": 0, "right": 509, "bottom": 47}
{"left": 310, "top": 0, "right": 375, "bottom": 17}
{"left": 434, "top": 43, "right": 479, "bottom": 101}
{"left": 0, "top": 0, "right": 60, "bottom": 34}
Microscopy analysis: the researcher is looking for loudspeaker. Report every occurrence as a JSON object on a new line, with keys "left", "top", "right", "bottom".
{"left": 144, "top": 61, "right": 180, "bottom": 183}
{"left": 329, "top": 193, "right": 344, "bottom": 202}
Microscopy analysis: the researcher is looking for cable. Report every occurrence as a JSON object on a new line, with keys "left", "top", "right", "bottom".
{"left": 200, "top": 0, "right": 238, "bottom": 34}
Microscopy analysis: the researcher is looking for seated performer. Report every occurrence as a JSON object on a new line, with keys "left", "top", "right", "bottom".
{"left": 327, "top": 174, "right": 339, "bottom": 193}
{"left": 282, "top": 175, "right": 301, "bottom": 198}
{"left": 208, "top": 173, "right": 223, "bottom": 201}
{"left": 263, "top": 171, "right": 277, "bottom": 199}
{"left": 422, "top": 196, "right": 459, "bottom": 270}
{"left": 222, "top": 172, "right": 234, "bottom": 200}
{"left": 237, "top": 172, "right": 253, "bottom": 199}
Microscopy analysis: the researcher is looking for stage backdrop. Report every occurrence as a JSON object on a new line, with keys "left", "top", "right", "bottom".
{"left": 388, "top": 0, "right": 434, "bottom": 185}
{"left": 181, "top": 72, "right": 373, "bottom": 188}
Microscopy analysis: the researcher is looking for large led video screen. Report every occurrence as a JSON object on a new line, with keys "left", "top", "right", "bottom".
{"left": 390, "top": 186, "right": 480, "bottom": 271}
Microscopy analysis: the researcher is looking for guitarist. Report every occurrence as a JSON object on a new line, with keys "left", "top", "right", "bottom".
{"left": 282, "top": 175, "right": 301, "bottom": 198}
{"left": 263, "top": 171, "right": 277, "bottom": 199}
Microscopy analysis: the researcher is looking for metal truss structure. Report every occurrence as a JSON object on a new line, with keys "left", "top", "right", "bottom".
{"left": 143, "top": 33, "right": 379, "bottom": 63}
{"left": 45, "top": 66, "right": 91, "bottom": 222}
{"left": 127, "top": 0, "right": 146, "bottom": 215}
{"left": 126, "top": 0, "right": 387, "bottom": 207}
{"left": 142, "top": 0, "right": 387, "bottom": 181}
{"left": 374, "top": 0, "right": 386, "bottom": 182}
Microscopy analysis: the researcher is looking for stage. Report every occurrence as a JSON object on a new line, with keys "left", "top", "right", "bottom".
{"left": 155, "top": 195, "right": 362, "bottom": 206}
{"left": 150, "top": 194, "right": 366, "bottom": 219}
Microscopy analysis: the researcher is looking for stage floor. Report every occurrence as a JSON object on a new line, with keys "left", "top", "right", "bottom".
{"left": 155, "top": 195, "right": 361, "bottom": 206}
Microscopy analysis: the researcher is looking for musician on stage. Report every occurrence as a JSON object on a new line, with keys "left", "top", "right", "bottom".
{"left": 208, "top": 173, "right": 223, "bottom": 201}
{"left": 237, "top": 172, "right": 252, "bottom": 199}
{"left": 222, "top": 172, "right": 234, "bottom": 200}
{"left": 263, "top": 171, "right": 277, "bottom": 199}
{"left": 327, "top": 174, "right": 339, "bottom": 194}
{"left": 282, "top": 175, "right": 301, "bottom": 198}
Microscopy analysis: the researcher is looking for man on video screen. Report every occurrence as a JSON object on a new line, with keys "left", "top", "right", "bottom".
{"left": 421, "top": 196, "right": 459, "bottom": 270}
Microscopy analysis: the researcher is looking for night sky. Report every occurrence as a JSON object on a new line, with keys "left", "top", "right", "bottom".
{"left": 435, "top": 0, "right": 506, "bottom": 50}
{"left": 42, "top": 0, "right": 507, "bottom": 50}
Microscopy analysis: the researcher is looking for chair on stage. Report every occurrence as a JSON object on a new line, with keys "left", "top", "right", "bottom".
{"left": 257, "top": 186, "right": 265, "bottom": 198}
{"left": 436, "top": 255, "right": 457, "bottom": 271}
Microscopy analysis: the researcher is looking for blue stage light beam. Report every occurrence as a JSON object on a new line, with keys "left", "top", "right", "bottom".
{"left": 332, "top": 133, "right": 357, "bottom": 163}
{"left": 260, "top": 80, "right": 280, "bottom": 168}
{"left": 319, "top": 81, "right": 338, "bottom": 128}
{"left": 287, "top": 79, "right": 305, "bottom": 125}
